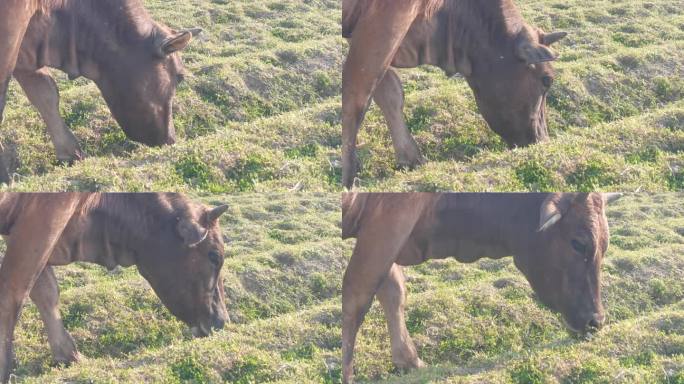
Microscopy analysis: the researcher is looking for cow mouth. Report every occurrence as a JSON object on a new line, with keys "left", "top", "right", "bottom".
{"left": 506, "top": 97, "right": 548, "bottom": 147}
{"left": 190, "top": 316, "right": 226, "bottom": 338}
{"left": 190, "top": 324, "right": 212, "bottom": 338}
{"left": 562, "top": 317, "right": 602, "bottom": 339}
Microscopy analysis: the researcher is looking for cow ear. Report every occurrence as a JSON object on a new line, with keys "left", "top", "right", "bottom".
{"left": 542, "top": 31, "right": 568, "bottom": 46}
{"left": 159, "top": 31, "right": 193, "bottom": 56}
{"left": 183, "top": 28, "right": 203, "bottom": 37}
{"left": 177, "top": 218, "right": 208, "bottom": 247}
{"left": 205, "top": 205, "right": 229, "bottom": 225}
{"left": 516, "top": 41, "right": 558, "bottom": 64}
{"left": 537, "top": 194, "right": 574, "bottom": 232}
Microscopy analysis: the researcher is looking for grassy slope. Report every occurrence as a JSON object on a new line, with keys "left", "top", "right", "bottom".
{"left": 1, "top": 0, "right": 344, "bottom": 192}
{"left": 7, "top": 193, "right": 684, "bottom": 383}
{"left": 0, "top": 0, "right": 681, "bottom": 192}
{"left": 358, "top": 0, "right": 684, "bottom": 192}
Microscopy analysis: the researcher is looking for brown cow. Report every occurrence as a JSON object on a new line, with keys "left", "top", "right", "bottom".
{"left": 0, "top": 0, "right": 200, "bottom": 184}
{"left": 0, "top": 193, "right": 229, "bottom": 383}
{"left": 340, "top": 192, "right": 620, "bottom": 383}
{"left": 341, "top": 0, "right": 568, "bottom": 187}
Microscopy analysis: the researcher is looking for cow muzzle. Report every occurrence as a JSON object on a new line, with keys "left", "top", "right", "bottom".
{"left": 190, "top": 314, "right": 227, "bottom": 338}
{"left": 584, "top": 312, "right": 605, "bottom": 331}
{"left": 190, "top": 324, "right": 211, "bottom": 338}
{"left": 565, "top": 311, "right": 605, "bottom": 336}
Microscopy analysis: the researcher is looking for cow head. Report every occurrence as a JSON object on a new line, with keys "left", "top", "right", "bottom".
{"left": 514, "top": 193, "right": 620, "bottom": 334}
{"left": 94, "top": 26, "right": 201, "bottom": 147}
{"left": 463, "top": 26, "right": 567, "bottom": 147}
{"left": 135, "top": 204, "right": 230, "bottom": 337}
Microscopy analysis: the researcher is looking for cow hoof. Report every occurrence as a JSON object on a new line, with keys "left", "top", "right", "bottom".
{"left": 342, "top": 162, "right": 361, "bottom": 189}
{"left": 52, "top": 346, "right": 81, "bottom": 367}
{"left": 394, "top": 357, "right": 426, "bottom": 372}
{"left": 56, "top": 147, "right": 84, "bottom": 165}
{"left": 52, "top": 354, "right": 80, "bottom": 368}
{"left": 342, "top": 153, "right": 361, "bottom": 189}
{"left": 395, "top": 156, "right": 425, "bottom": 170}
{"left": 56, "top": 152, "right": 83, "bottom": 165}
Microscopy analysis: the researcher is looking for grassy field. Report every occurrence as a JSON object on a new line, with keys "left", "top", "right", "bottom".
{"left": 0, "top": 0, "right": 681, "bottom": 192}
{"left": 3, "top": 193, "right": 683, "bottom": 383}
{"left": 356, "top": 0, "right": 684, "bottom": 192}
{"left": 1, "top": 0, "right": 343, "bottom": 192}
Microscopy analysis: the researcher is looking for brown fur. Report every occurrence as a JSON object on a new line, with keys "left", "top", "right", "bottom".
{"left": 343, "top": 0, "right": 520, "bottom": 40}
{"left": 36, "top": 0, "right": 158, "bottom": 46}
{"left": 340, "top": 193, "right": 616, "bottom": 383}
{"left": 0, "top": 1, "right": 38, "bottom": 184}
{"left": 343, "top": 0, "right": 444, "bottom": 38}
{"left": 341, "top": 192, "right": 368, "bottom": 239}
{"left": 0, "top": 193, "right": 229, "bottom": 383}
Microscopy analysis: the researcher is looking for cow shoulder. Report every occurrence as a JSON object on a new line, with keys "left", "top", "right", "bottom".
{"left": 342, "top": 0, "right": 365, "bottom": 38}
{"left": 341, "top": 192, "right": 368, "bottom": 239}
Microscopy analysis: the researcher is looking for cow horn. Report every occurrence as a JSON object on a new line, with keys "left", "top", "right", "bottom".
{"left": 206, "top": 204, "right": 229, "bottom": 224}
{"left": 603, "top": 193, "right": 622, "bottom": 204}
{"left": 537, "top": 194, "right": 574, "bottom": 232}
{"left": 177, "top": 218, "right": 209, "bottom": 247}
{"left": 542, "top": 31, "right": 568, "bottom": 46}
{"left": 538, "top": 213, "right": 562, "bottom": 232}
{"left": 516, "top": 41, "right": 558, "bottom": 64}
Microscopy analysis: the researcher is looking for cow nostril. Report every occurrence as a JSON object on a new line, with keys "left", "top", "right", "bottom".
{"left": 212, "top": 317, "right": 226, "bottom": 331}
{"left": 586, "top": 314, "right": 604, "bottom": 331}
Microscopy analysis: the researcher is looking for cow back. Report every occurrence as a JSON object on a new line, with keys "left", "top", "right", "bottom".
{"left": 342, "top": 0, "right": 445, "bottom": 38}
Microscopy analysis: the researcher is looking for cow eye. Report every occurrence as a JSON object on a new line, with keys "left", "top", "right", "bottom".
{"left": 571, "top": 239, "right": 587, "bottom": 255}
{"left": 208, "top": 251, "right": 222, "bottom": 266}
{"left": 542, "top": 76, "right": 553, "bottom": 88}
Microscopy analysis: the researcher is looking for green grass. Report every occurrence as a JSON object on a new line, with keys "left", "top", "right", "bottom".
{"left": 356, "top": 0, "right": 684, "bottom": 191}
{"left": 4, "top": 193, "right": 683, "bottom": 383}
{"left": 0, "top": 0, "right": 680, "bottom": 192}
{"left": 1, "top": 0, "right": 343, "bottom": 192}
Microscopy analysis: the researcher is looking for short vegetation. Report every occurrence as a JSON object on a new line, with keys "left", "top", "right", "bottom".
{"left": 6, "top": 193, "right": 684, "bottom": 382}
{"left": 0, "top": 0, "right": 681, "bottom": 192}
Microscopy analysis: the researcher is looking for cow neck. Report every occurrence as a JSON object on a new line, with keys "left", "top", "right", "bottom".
{"left": 76, "top": 194, "right": 166, "bottom": 270}
{"left": 434, "top": 193, "right": 545, "bottom": 268}
{"left": 433, "top": 0, "right": 524, "bottom": 74}
{"left": 501, "top": 194, "right": 550, "bottom": 275}
{"left": 26, "top": 0, "right": 154, "bottom": 80}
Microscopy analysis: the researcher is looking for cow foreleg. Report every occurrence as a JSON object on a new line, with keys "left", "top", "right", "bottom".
{"left": 14, "top": 69, "right": 83, "bottom": 163}
{"left": 30, "top": 266, "right": 80, "bottom": 366}
{"left": 373, "top": 69, "right": 424, "bottom": 169}
{"left": 0, "top": 0, "right": 33, "bottom": 120}
{"left": 341, "top": 200, "right": 426, "bottom": 383}
{"left": 0, "top": 0, "right": 35, "bottom": 185}
{"left": 341, "top": 1, "right": 422, "bottom": 188}
{"left": 0, "top": 194, "right": 80, "bottom": 383}
{"left": 376, "top": 264, "right": 424, "bottom": 371}
{"left": 341, "top": 248, "right": 394, "bottom": 384}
